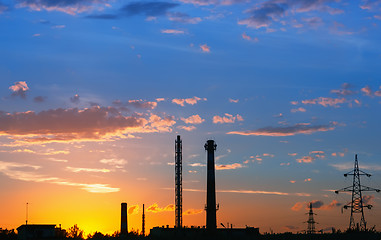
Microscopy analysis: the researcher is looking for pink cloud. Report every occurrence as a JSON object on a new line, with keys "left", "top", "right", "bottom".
{"left": 181, "top": 114, "right": 205, "bottom": 124}
{"left": 288, "top": 153, "right": 297, "bottom": 156}
{"left": 304, "top": 178, "right": 312, "bottom": 182}
{"left": 229, "top": 98, "right": 239, "bottom": 103}
{"left": 9, "top": 81, "right": 29, "bottom": 98}
{"left": 177, "top": 126, "right": 197, "bottom": 131}
{"left": 291, "top": 107, "right": 306, "bottom": 113}
{"left": 128, "top": 205, "right": 139, "bottom": 215}
{"left": 161, "top": 29, "right": 185, "bottom": 34}
{"left": 361, "top": 85, "right": 373, "bottom": 96}
{"left": 213, "top": 113, "right": 244, "bottom": 124}
{"left": 216, "top": 163, "right": 244, "bottom": 170}
{"left": 227, "top": 123, "right": 336, "bottom": 136}
{"left": 16, "top": 0, "right": 110, "bottom": 15}
{"left": 301, "top": 97, "right": 346, "bottom": 107}
{"left": 297, "top": 156, "right": 315, "bottom": 163}
{"left": 172, "top": 96, "right": 207, "bottom": 106}
{"left": 200, "top": 44, "right": 210, "bottom": 53}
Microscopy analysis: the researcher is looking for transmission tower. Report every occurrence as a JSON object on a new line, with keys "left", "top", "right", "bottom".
{"left": 175, "top": 135, "right": 182, "bottom": 228}
{"left": 305, "top": 202, "right": 317, "bottom": 234}
{"left": 335, "top": 154, "right": 380, "bottom": 231}
{"left": 142, "top": 204, "right": 145, "bottom": 236}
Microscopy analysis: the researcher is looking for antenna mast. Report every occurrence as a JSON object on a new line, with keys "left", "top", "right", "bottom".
{"left": 335, "top": 154, "right": 380, "bottom": 230}
{"left": 175, "top": 135, "right": 182, "bottom": 228}
{"left": 26, "top": 202, "right": 28, "bottom": 225}
{"left": 142, "top": 204, "right": 145, "bottom": 236}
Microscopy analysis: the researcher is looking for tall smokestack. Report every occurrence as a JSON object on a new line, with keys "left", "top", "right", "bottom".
{"left": 175, "top": 135, "right": 183, "bottom": 228}
{"left": 121, "top": 203, "right": 128, "bottom": 235}
{"left": 205, "top": 140, "right": 217, "bottom": 230}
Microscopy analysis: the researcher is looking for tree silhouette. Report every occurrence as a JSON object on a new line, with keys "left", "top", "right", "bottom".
{"left": 66, "top": 224, "right": 84, "bottom": 239}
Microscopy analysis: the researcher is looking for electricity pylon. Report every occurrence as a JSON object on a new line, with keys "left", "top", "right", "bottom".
{"left": 305, "top": 202, "right": 317, "bottom": 234}
{"left": 335, "top": 154, "right": 380, "bottom": 231}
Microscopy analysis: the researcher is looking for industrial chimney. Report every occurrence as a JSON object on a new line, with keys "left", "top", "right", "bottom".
{"left": 121, "top": 203, "right": 128, "bottom": 235}
{"left": 205, "top": 140, "right": 217, "bottom": 230}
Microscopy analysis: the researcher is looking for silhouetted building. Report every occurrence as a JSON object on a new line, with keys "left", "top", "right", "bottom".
{"left": 121, "top": 202, "right": 128, "bottom": 234}
{"left": 17, "top": 224, "right": 65, "bottom": 240}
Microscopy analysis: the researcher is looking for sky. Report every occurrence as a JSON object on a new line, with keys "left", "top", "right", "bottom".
{"left": 1, "top": 0, "right": 381, "bottom": 236}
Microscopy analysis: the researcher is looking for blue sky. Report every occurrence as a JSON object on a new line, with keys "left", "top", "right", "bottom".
{"left": 1, "top": 0, "right": 381, "bottom": 235}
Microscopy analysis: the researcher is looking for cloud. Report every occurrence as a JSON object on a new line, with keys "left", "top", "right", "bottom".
{"left": 161, "top": 29, "right": 185, "bottom": 34}
{"left": 0, "top": 106, "right": 177, "bottom": 145}
{"left": 100, "top": 158, "right": 127, "bottom": 167}
{"left": 16, "top": 0, "right": 111, "bottom": 15}
{"left": 146, "top": 203, "right": 174, "bottom": 213}
{"left": 239, "top": 0, "right": 343, "bottom": 28}
{"left": 304, "top": 178, "right": 312, "bottom": 182}
{"left": 227, "top": 122, "right": 336, "bottom": 136}
{"left": 330, "top": 162, "right": 381, "bottom": 171}
{"left": 297, "top": 156, "right": 315, "bottom": 163}
{"left": 168, "top": 12, "right": 202, "bottom": 24}
{"left": 120, "top": 1, "right": 178, "bottom": 17}
{"left": 361, "top": 85, "right": 373, "bottom": 96}
{"left": 331, "top": 83, "right": 356, "bottom": 96}
{"left": 216, "top": 163, "right": 244, "bottom": 170}
{"left": 217, "top": 189, "right": 310, "bottom": 197}
{"left": 0, "top": 160, "right": 119, "bottom": 193}
{"left": 291, "top": 107, "right": 306, "bottom": 113}
{"left": 288, "top": 153, "right": 297, "bottom": 156}
{"left": 183, "top": 209, "right": 203, "bottom": 215}
{"left": 292, "top": 200, "right": 342, "bottom": 211}
{"left": 128, "top": 205, "right": 139, "bottom": 215}
{"left": 242, "top": 32, "right": 258, "bottom": 42}
{"left": 301, "top": 97, "right": 346, "bottom": 107}
{"left": 213, "top": 114, "right": 244, "bottom": 124}
{"left": 172, "top": 96, "right": 207, "bottom": 106}
{"left": 229, "top": 98, "right": 239, "bottom": 103}
{"left": 181, "top": 114, "right": 205, "bottom": 124}
{"left": 9, "top": 81, "right": 29, "bottom": 99}
{"left": 66, "top": 167, "right": 111, "bottom": 173}
{"left": 188, "top": 163, "right": 206, "bottom": 167}
{"left": 34, "top": 96, "right": 46, "bottom": 103}
{"left": 70, "top": 94, "right": 80, "bottom": 104}
{"left": 6, "top": 148, "right": 70, "bottom": 155}
{"left": 113, "top": 99, "right": 158, "bottom": 110}
{"left": 177, "top": 125, "right": 196, "bottom": 131}
{"left": 200, "top": 44, "right": 210, "bottom": 53}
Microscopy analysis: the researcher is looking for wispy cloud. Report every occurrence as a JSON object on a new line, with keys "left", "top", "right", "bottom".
{"left": 242, "top": 32, "right": 258, "bottom": 42}
{"left": 331, "top": 83, "right": 356, "bottom": 96}
{"left": 16, "top": 0, "right": 112, "bottom": 15}
{"left": 183, "top": 209, "right": 203, "bottom": 215}
{"left": 177, "top": 125, "right": 197, "bottom": 131}
{"left": 301, "top": 97, "right": 346, "bottom": 107}
{"left": 161, "top": 29, "right": 185, "bottom": 34}
{"left": 216, "top": 163, "right": 244, "bottom": 170}
{"left": 297, "top": 156, "right": 315, "bottom": 163}
{"left": 227, "top": 122, "right": 336, "bottom": 136}
{"left": 0, "top": 161, "right": 119, "bottom": 193}
{"left": 291, "top": 200, "right": 342, "bottom": 211}
{"left": 330, "top": 162, "right": 381, "bottom": 171}
{"left": 66, "top": 166, "right": 111, "bottom": 173}
{"left": 146, "top": 203, "right": 174, "bottom": 213}
{"left": 291, "top": 107, "right": 306, "bottom": 113}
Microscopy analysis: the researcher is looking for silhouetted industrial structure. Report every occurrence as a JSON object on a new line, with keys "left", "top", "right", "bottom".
{"left": 17, "top": 224, "right": 65, "bottom": 240}
{"left": 335, "top": 154, "right": 380, "bottom": 230}
{"left": 305, "top": 202, "right": 317, "bottom": 234}
{"left": 142, "top": 204, "right": 145, "bottom": 236}
{"left": 175, "top": 135, "right": 182, "bottom": 228}
{"left": 205, "top": 140, "right": 218, "bottom": 230}
{"left": 121, "top": 203, "right": 128, "bottom": 234}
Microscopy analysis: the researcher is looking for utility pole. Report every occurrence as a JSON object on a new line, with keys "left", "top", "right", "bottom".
{"left": 305, "top": 202, "right": 317, "bottom": 234}
{"left": 335, "top": 154, "right": 380, "bottom": 230}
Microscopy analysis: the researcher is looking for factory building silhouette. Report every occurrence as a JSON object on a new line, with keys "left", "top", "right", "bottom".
{"left": 149, "top": 136, "right": 259, "bottom": 239}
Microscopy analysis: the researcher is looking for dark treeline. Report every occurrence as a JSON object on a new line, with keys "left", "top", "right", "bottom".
{"left": 2, "top": 226, "right": 381, "bottom": 240}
